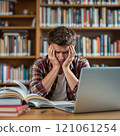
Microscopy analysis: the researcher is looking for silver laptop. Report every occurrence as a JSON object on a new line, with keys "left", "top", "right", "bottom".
{"left": 56, "top": 67, "right": 120, "bottom": 113}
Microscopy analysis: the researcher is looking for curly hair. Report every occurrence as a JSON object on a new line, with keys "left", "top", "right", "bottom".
{"left": 47, "top": 26, "right": 76, "bottom": 46}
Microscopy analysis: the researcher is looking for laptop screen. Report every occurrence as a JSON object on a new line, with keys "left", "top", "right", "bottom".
{"left": 74, "top": 67, "right": 120, "bottom": 113}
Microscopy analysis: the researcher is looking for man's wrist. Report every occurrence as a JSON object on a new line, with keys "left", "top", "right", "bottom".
{"left": 52, "top": 66, "right": 60, "bottom": 72}
{"left": 62, "top": 66, "right": 70, "bottom": 72}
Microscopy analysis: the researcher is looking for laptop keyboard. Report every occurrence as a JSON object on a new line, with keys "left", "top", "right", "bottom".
{"left": 65, "top": 107, "right": 74, "bottom": 111}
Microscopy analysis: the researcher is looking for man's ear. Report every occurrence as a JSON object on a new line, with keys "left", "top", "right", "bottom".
{"left": 73, "top": 45, "right": 75, "bottom": 48}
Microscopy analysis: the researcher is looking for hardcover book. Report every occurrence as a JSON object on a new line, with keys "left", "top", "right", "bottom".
{"left": 0, "top": 80, "right": 74, "bottom": 108}
{"left": 0, "top": 98, "right": 22, "bottom": 105}
{"left": 0, "top": 104, "right": 28, "bottom": 112}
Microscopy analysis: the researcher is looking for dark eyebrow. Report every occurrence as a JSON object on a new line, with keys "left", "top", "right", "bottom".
{"left": 55, "top": 51, "right": 68, "bottom": 53}
{"left": 63, "top": 51, "right": 68, "bottom": 53}
{"left": 55, "top": 51, "right": 60, "bottom": 53}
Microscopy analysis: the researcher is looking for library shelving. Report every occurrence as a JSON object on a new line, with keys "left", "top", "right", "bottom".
{"left": 0, "top": 0, "right": 39, "bottom": 85}
{"left": 0, "top": 0, "right": 120, "bottom": 85}
{"left": 39, "top": 1, "right": 120, "bottom": 67}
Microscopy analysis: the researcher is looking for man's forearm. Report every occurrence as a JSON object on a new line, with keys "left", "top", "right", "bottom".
{"left": 42, "top": 67, "right": 59, "bottom": 92}
{"left": 63, "top": 67, "right": 78, "bottom": 91}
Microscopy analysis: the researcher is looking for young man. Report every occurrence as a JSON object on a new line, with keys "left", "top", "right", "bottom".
{"left": 29, "top": 26, "right": 90, "bottom": 100}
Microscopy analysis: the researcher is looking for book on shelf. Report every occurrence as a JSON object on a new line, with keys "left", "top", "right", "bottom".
{"left": 40, "top": 36, "right": 48, "bottom": 56}
{"left": 40, "top": 0, "right": 119, "bottom": 5}
{"left": 0, "top": 32, "right": 31, "bottom": 56}
{"left": 40, "top": 35, "right": 120, "bottom": 56}
{"left": 31, "top": 18, "right": 36, "bottom": 27}
{"left": 39, "top": 7, "right": 120, "bottom": 27}
{"left": 3, "top": 33, "right": 20, "bottom": 36}
{"left": 0, "top": 105, "right": 28, "bottom": 117}
{"left": 0, "top": 63, "right": 31, "bottom": 83}
{"left": 2, "top": 30, "right": 28, "bottom": 33}
{"left": 0, "top": 80, "right": 74, "bottom": 108}
{"left": 0, "top": 0, "right": 17, "bottom": 16}
{"left": 91, "top": 64, "right": 106, "bottom": 67}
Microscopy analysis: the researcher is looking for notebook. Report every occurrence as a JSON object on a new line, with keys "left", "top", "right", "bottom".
{"left": 55, "top": 67, "right": 120, "bottom": 113}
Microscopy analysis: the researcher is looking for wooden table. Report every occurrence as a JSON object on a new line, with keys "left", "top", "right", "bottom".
{"left": 0, "top": 108, "right": 120, "bottom": 120}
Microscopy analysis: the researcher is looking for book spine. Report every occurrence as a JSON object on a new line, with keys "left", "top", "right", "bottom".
{"left": 117, "top": 40, "right": 120, "bottom": 56}
{"left": 104, "top": 35, "right": 108, "bottom": 56}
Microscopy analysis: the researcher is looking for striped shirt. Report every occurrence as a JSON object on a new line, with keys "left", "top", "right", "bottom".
{"left": 29, "top": 55, "right": 90, "bottom": 100}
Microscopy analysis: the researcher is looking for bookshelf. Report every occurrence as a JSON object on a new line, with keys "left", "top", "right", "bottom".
{"left": 0, "top": 0, "right": 120, "bottom": 85}
{"left": 39, "top": 1, "right": 120, "bottom": 67}
{"left": 0, "top": 0, "right": 38, "bottom": 85}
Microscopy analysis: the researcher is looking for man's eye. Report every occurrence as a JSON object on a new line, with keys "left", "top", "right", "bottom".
{"left": 55, "top": 51, "right": 60, "bottom": 54}
{"left": 55, "top": 51, "right": 68, "bottom": 54}
{"left": 63, "top": 51, "right": 68, "bottom": 54}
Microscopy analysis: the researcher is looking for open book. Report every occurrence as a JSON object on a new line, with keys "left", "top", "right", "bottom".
{"left": 0, "top": 80, "right": 74, "bottom": 108}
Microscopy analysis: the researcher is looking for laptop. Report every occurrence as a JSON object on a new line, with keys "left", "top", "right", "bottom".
{"left": 55, "top": 67, "right": 120, "bottom": 113}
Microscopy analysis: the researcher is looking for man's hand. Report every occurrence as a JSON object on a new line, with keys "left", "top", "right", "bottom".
{"left": 62, "top": 45, "right": 78, "bottom": 91}
{"left": 62, "top": 46, "right": 75, "bottom": 69}
{"left": 48, "top": 45, "right": 60, "bottom": 69}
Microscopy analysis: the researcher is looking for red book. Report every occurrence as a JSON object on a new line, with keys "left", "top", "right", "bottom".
{"left": 66, "top": 0, "right": 70, "bottom": 4}
{"left": 84, "top": 9, "right": 86, "bottom": 27}
{"left": 97, "top": 36, "right": 100, "bottom": 56}
{"left": 0, "top": 104, "right": 28, "bottom": 113}
{"left": 7, "top": 66, "right": 10, "bottom": 82}
{"left": 117, "top": 40, "right": 120, "bottom": 56}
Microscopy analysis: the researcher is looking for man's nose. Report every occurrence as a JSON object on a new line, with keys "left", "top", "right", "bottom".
{"left": 59, "top": 52, "right": 64, "bottom": 59}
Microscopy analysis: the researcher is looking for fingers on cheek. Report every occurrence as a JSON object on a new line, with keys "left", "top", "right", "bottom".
{"left": 70, "top": 47, "right": 73, "bottom": 55}
{"left": 69, "top": 48, "right": 75, "bottom": 58}
{"left": 71, "top": 47, "right": 75, "bottom": 55}
{"left": 48, "top": 47, "right": 52, "bottom": 53}
{"left": 52, "top": 51, "right": 55, "bottom": 57}
{"left": 49, "top": 47, "right": 53, "bottom": 54}
{"left": 71, "top": 46, "right": 74, "bottom": 51}
{"left": 69, "top": 47, "right": 72, "bottom": 53}
{"left": 51, "top": 46, "right": 54, "bottom": 54}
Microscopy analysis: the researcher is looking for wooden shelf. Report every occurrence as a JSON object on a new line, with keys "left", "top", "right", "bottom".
{"left": 0, "top": 15, "right": 36, "bottom": 18}
{"left": 0, "top": 0, "right": 37, "bottom": 86}
{"left": 0, "top": 56, "right": 36, "bottom": 59}
{"left": 40, "top": 56, "right": 120, "bottom": 59}
{"left": 85, "top": 56, "right": 120, "bottom": 59}
{"left": 0, "top": 26, "right": 36, "bottom": 29}
{"left": 0, "top": 83, "right": 30, "bottom": 86}
{"left": 40, "top": 4, "right": 120, "bottom": 7}
{"left": 40, "top": 27, "right": 120, "bottom": 30}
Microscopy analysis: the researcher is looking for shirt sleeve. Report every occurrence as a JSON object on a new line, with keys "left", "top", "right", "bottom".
{"left": 29, "top": 60, "right": 48, "bottom": 97}
{"left": 71, "top": 58, "right": 90, "bottom": 95}
{"left": 71, "top": 82, "right": 79, "bottom": 93}
{"left": 81, "top": 58, "right": 90, "bottom": 68}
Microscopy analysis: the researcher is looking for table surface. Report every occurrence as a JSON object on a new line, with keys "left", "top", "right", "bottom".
{"left": 0, "top": 108, "right": 120, "bottom": 120}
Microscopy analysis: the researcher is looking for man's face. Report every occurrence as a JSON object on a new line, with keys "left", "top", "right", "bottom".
{"left": 51, "top": 43, "right": 69, "bottom": 65}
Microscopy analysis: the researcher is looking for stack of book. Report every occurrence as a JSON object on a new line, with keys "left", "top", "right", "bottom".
{"left": 0, "top": 98, "right": 28, "bottom": 117}
{"left": 0, "top": 80, "right": 75, "bottom": 111}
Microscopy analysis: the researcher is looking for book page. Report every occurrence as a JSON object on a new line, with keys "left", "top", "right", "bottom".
{"left": 50, "top": 101, "right": 75, "bottom": 107}
{"left": 0, "top": 91, "right": 24, "bottom": 100}
{"left": 13, "top": 80, "right": 28, "bottom": 94}
{"left": 25, "top": 94, "right": 50, "bottom": 102}
{"left": 31, "top": 101, "right": 75, "bottom": 108}
{"left": 27, "top": 96, "right": 75, "bottom": 108}
{"left": 28, "top": 99, "right": 52, "bottom": 107}
{"left": 0, "top": 86, "right": 26, "bottom": 99}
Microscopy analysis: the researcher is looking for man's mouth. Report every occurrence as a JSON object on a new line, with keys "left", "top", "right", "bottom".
{"left": 59, "top": 61, "right": 64, "bottom": 64}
